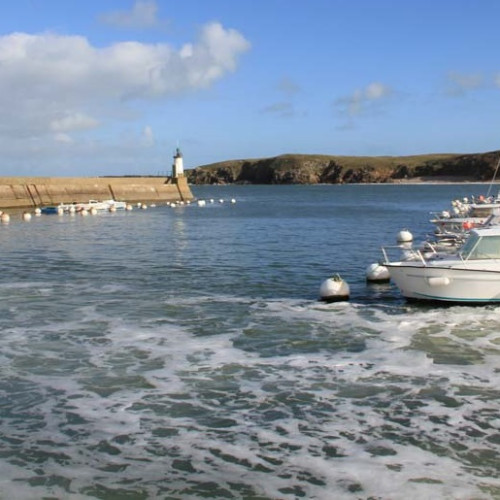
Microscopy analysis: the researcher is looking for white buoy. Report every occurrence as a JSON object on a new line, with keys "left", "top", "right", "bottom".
{"left": 1, "top": 213, "right": 10, "bottom": 223}
{"left": 219, "top": 199, "right": 224, "bottom": 203}
{"left": 141, "top": 204, "right": 148, "bottom": 210}
{"left": 57, "top": 207, "right": 64, "bottom": 216}
{"left": 126, "top": 204, "right": 133, "bottom": 211}
{"left": 137, "top": 202, "right": 142, "bottom": 208}
{"left": 80, "top": 209, "right": 89, "bottom": 216}
{"left": 319, "top": 275, "right": 350, "bottom": 302}
{"left": 22, "top": 211, "right": 32, "bottom": 221}
{"left": 230, "top": 198, "right": 236, "bottom": 204}
{"left": 197, "top": 200, "right": 206, "bottom": 206}
{"left": 89, "top": 207, "right": 97, "bottom": 215}
{"left": 396, "top": 229, "right": 413, "bottom": 243}
{"left": 109, "top": 205, "right": 117, "bottom": 213}
{"left": 365, "top": 263, "right": 390, "bottom": 283}
{"left": 34, "top": 207, "right": 42, "bottom": 216}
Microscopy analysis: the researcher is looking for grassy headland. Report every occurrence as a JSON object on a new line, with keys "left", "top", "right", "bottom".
{"left": 186, "top": 151, "right": 500, "bottom": 185}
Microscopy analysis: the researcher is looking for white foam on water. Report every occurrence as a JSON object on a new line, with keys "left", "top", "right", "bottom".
{"left": 1, "top": 293, "right": 500, "bottom": 498}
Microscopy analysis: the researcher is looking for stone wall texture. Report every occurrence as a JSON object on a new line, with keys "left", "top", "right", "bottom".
{"left": 0, "top": 177, "right": 193, "bottom": 209}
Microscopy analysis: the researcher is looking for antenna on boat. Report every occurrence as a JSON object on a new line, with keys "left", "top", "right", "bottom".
{"left": 486, "top": 152, "right": 500, "bottom": 198}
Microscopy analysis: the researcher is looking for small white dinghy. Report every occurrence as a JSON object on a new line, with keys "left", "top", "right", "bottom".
{"left": 319, "top": 274, "right": 350, "bottom": 302}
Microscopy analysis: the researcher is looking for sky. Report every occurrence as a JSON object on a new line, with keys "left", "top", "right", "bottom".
{"left": 1, "top": 0, "right": 500, "bottom": 176}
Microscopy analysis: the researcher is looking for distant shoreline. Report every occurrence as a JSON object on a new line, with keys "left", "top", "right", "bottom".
{"left": 391, "top": 176, "right": 500, "bottom": 185}
{"left": 190, "top": 178, "right": 500, "bottom": 186}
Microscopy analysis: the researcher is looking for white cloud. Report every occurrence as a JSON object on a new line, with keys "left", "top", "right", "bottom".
{"left": 99, "top": 0, "right": 162, "bottom": 29}
{"left": 50, "top": 112, "right": 99, "bottom": 133}
{"left": 334, "top": 82, "right": 393, "bottom": 117}
{"left": 0, "top": 23, "right": 250, "bottom": 174}
{"left": 0, "top": 25, "right": 249, "bottom": 104}
{"left": 53, "top": 133, "right": 74, "bottom": 144}
{"left": 365, "top": 82, "right": 391, "bottom": 100}
{"left": 446, "top": 71, "right": 483, "bottom": 96}
{"left": 0, "top": 25, "right": 250, "bottom": 100}
{"left": 141, "top": 125, "right": 155, "bottom": 147}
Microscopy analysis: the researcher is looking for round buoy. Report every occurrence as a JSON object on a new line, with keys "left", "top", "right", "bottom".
{"left": 80, "top": 209, "right": 89, "bottom": 216}
{"left": 126, "top": 204, "right": 133, "bottom": 211}
{"left": 197, "top": 200, "right": 206, "bottom": 206}
{"left": 22, "top": 212, "right": 32, "bottom": 221}
{"left": 319, "top": 275, "right": 350, "bottom": 302}
{"left": 365, "top": 263, "right": 390, "bottom": 283}
{"left": 1, "top": 213, "right": 10, "bottom": 223}
{"left": 396, "top": 229, "right": 413, "bottom": 243}
{"left": 34, "top": 207, "right": 42, "bottom": 216}
{"left": 89, "top": 207, "right": 97, "bottom": 215}
{"left": 141, "top": 204, "right": 148, "bottom": 210}
{"left": 109, "top": 205, "right": 117, "bottom": 213}
{"left": 231, "top": 198, "right": 236, "bottom": 204}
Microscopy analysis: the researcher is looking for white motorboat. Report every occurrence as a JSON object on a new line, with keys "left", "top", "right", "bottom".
{"left": 60, "top": 200, "right": 127, "bottom": 212}
{"left": 78, "top": 199, "right": 127, "bottom": 211}
{"left": 382, "top": 226, "right": 500, "bottom": 303}
{"left": 102, "top": 199, "right": 127, "bottom": 210}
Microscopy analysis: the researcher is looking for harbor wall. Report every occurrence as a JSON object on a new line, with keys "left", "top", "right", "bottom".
{"left": 0, "top": 176, "right": 194, "bottom": 209}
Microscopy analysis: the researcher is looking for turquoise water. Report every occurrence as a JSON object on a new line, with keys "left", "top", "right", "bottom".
{"left": 1, "top": 184, "right": 500, "bottom": 499}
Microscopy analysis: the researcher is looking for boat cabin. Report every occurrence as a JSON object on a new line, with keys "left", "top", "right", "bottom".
{"left": 459, "top": 228, "right": 500, "bottom": 260}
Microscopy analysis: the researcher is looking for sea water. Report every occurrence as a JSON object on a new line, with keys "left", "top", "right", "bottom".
{"left": 1, "top": 184, "right": 499, "bottom": 500}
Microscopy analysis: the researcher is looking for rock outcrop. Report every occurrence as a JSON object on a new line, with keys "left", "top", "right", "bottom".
{"left": 186, "top": 151, "right": 500, "bottom": 185}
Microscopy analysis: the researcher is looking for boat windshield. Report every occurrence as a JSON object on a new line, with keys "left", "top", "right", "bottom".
{"left": 459, "top": 233, "right": 500, "bottom": 259}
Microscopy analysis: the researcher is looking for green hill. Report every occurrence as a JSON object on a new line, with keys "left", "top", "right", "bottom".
{"left": 186, "top": 151, "right": 500, "bottom": 185}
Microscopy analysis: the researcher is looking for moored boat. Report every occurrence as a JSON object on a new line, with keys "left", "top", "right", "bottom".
{"left": 72, "top": 200, "right": 127, "bottom": 211}
{"left": 382, "top": 226, "right": 500, "bottom": 303}
{"left": 41, "top": 199, "right": 128, "bottom": 213}
{"left": 40, "top": 205, "right": 63, "bottom": 215}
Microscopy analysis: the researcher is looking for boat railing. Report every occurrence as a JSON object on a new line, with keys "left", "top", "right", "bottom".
{"left": 381, "top": 244, "right": 428, "bottom": 266}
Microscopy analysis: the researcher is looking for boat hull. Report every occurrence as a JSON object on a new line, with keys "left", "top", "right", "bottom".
{"left": 385, "top": 263, "right": 500, "bottom": 303}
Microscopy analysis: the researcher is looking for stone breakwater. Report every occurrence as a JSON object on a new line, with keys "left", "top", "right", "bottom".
{"left": 0, "top": 176, "right": 193, "bottom": 209}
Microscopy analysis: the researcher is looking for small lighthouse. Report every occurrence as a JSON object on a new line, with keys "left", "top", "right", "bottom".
{"left": 172, "top": 147, "right": 184, "bottom": 178}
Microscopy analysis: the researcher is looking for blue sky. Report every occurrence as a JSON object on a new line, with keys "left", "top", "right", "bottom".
{"left": 1, "top": 0, "right": 500, "bottom": 176}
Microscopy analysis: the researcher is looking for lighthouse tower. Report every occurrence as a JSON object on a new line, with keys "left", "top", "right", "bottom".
{"left": 172, "top": 147, "right": 184, "bottom": 178}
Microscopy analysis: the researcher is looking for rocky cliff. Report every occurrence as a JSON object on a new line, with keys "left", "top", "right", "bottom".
{"left": 186, "top": 151, "right": 500, "bottom": 185}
